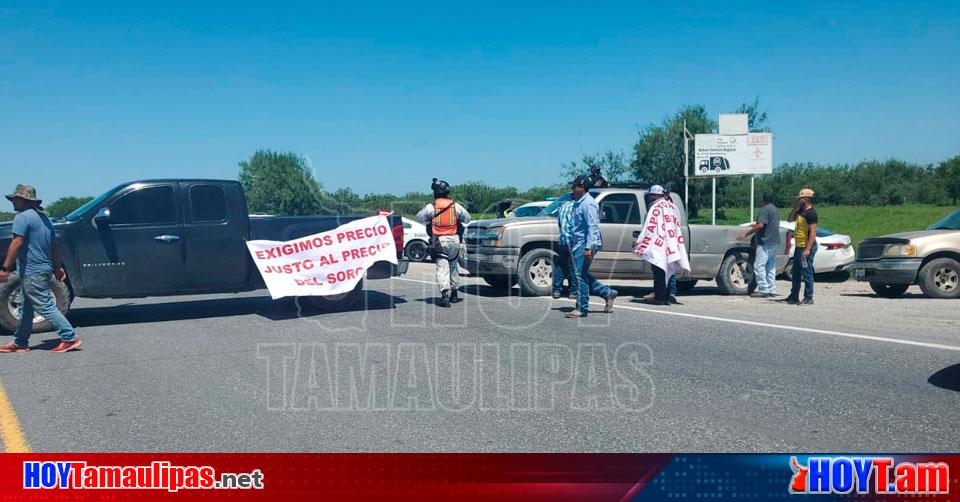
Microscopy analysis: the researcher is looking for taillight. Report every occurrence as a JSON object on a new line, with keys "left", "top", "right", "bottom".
{"left": 785, "top": 231, "right": 793, "bottom": 254}
{"left": 392, "top": 224, "right": 405, "bottom": 257}
{"left": 823, "top": 242, "right": 845, "bottom": 250}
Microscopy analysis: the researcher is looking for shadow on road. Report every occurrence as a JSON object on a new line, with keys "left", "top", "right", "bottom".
{"left": 69, "top": 291, "right": 404, "bottom": 328}
{"left": 928, "top": 364, "right": 960, "bottom": 392}
{"left": 839, "top": 292, "right": 928, "bottom": 299}
{"left": 459, "top": 284, "right": 523, "bottom": 298}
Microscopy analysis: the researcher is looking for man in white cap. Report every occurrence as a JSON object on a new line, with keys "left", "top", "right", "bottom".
{"left": 0, "top": 184, "right": 81, "bottom": 353}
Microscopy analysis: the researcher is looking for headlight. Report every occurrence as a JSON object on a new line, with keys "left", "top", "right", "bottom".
{"left": 883, "top": 244, "right": 917, "bottom": 257}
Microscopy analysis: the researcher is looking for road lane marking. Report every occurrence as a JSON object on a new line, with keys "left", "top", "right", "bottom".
{"left": 394, "top": 277, "right": 960, "bottom": 352}
{"left": 552, "top": 297, "right": 960, "bottom": 352}
{"left": 0, "top": 378, "right": 30, "bottom": 452}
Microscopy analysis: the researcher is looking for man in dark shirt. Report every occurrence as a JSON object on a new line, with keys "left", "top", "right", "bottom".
{"left": 781, "top": 188, "right": 818, "bottom": 305}
{"left": 737, "top": 192, "right": 781, "bottom": 298}
{"left": 0, "top": 185, "right": 81, "bottom": 353}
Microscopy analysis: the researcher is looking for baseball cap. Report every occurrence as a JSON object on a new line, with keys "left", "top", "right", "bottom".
{"left": 647, "top": 185, "right": 666, "bottom": 195}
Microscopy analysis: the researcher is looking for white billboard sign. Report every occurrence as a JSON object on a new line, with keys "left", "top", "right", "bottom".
{"left": 693, "top": 133, "right": 773, "bottom": 177}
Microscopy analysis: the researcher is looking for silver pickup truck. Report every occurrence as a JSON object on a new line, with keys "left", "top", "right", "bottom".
{"left": 851, "top": 208, "right": 960, "bottom": 299}
{"left": 464, "top": 186, "right": 790, "bottom": 296}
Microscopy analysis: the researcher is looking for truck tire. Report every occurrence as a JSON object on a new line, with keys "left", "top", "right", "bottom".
{"left": 716, "top": 251, "right": 756, "bottom": 295}
{"left": 404, "top": 240, "right": 430, "bottom": 262}
{"left": 917, "top": 258, "right": 960, "bottom": 299}
{"left": 517, "top": 248, "right": 555, "bottom": 297}
{"left": 297, "top": 279, "right": 364, "bottom": 312}
{"left": 869, "top": 282, "right": 909, "bottom": 298}
{"left": 676, "top": 279, "right": 698, "bottom": 294}
{"left": 0, "top": 273, "right": 73, "bottom": 335}
{"left": 482, "top": 274, "right": 516, "bottom": 290}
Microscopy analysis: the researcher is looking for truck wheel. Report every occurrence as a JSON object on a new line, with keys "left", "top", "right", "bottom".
{"left": 482, "top": 274, "right": 516, "bottom": 290}
{"left": 716, "top": 251, "right": 755, "bottom": 295}
{"left": 869, "top": 282, "right": 909, "bottom": 298}
{"left": 917, "top": 258, "right": 960, "bottom": 299}
{"left": 676, "top": 279, "right": 698, "bottom": 294}
{"left": 517, "top": 248, "right": 554, "bottom": 297}
{"left": 0, "top": 273, "right": 72, "bottom": 334}
{"left": 404, "top": 240, "right": 429, "bottom": 262}
{"left": 297, "top": 279, "right": 364, "bottom": 312}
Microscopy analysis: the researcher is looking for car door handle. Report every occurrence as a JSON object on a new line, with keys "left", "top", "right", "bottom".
{"left": 154, "top": 234, "right": 181, "bottom": 243}
{"left": 632, "top": 231, "right": 641, "bottom": 238}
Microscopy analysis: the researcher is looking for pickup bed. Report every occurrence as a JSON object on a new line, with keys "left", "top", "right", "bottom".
{"left": 0, "top": 179, "right": 408, "bottom": 333}
{"left": 465, "top": 186, "right": 789, "bottom": 296}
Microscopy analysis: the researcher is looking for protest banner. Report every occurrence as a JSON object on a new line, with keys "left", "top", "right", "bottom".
{"left": 246, "top": 215, "right": 398, "bottom": 299}
{"left": 633, "top": 199, "right": 691, "bottom": 279}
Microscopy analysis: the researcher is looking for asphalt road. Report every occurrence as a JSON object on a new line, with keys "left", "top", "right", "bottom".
{"left": 1, "top": 263, "right": 958, "bottom": 452}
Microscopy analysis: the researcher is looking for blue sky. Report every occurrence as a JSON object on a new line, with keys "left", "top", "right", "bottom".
{"left": 1, "top": 1, "right": 958, "bottom": 201}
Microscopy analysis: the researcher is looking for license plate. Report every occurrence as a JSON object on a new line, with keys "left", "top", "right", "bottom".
{"left": 854, "top": 268, "right": 865, "bottom": 280}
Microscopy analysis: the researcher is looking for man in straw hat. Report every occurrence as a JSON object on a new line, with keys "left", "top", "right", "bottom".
{"left": 0, "top": 185, "right": 82, "bottom": 353}
{"left": 779, "top": 188, "right": 819, "bottom": 306}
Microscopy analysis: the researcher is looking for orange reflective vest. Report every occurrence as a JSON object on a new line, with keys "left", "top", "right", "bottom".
{"left": 432, "top": 198, "right": 459, "bottom": 236}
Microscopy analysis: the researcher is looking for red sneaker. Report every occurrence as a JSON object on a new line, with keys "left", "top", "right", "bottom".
{"left": 0, "top": 342, "right": 30, "bottom": 353}
{"left": 51, "top": 339, "right": 82, "bottom": 353}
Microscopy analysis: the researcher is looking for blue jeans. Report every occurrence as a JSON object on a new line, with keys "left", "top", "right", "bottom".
{"left": 668, "top": 274, "right": 677, "bottom": 296}
{"left": 754, "top": 243, "right": 779, "bottom": 294}
{"left": 15, "top": 273, "right": 77, "bottom": 346}
{"left": 789, "top": 245, "right": 817, "bottom": 301}
{"left": 552, "top": 244, "right": 575, "bottom": 295}
{"left": 571, "top": 245, "right": 613, "bottom": 314}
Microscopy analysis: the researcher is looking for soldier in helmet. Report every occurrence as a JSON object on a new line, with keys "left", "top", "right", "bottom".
{"left": 417, "top": 178, "right": 471, "bottom": 307}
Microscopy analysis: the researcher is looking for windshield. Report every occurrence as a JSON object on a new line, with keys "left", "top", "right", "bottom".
{"left": 536, "top": 191, "right": 599, "bottom": 217}
{"left": 64, "top": 186, "right": 120, "bottom": 221}
{"left": 816, "top": 228, "right": 833, "bottom": 237}
{"left": 927, "top": 209, "right": 960, "bottom": 230}
{"left": 512, "top": 206, "right": 544, "bottom": 218}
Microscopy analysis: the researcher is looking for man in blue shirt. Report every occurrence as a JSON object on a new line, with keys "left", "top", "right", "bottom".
{"left": 0, "top": 185, "right": 81, "bottom": 353}
{"left": 565, "top": 176, "right": 617, "bottom": 318}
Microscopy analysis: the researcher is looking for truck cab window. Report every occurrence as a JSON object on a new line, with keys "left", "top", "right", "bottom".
{"left": 109, "top": 186, "right": 176, "bottom": 225}
{"left": 599, "top": 194, "right": 642, "bottom": 224}
{"left": 190, "top": 185, "right": 228, "bottom": 222}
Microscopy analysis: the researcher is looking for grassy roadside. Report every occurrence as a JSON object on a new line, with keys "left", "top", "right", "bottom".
{"left": 689, "top": 204, "right": 956, "bottom": 247}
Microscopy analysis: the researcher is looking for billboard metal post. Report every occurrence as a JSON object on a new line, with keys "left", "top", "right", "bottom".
{"left": 750, "top": 176, "right": 755, "bottom": 222}
{"left": 683, "top": 120, "right": 691, "bottom": 210}
{"left": 711, "top": 177, "right": 716, "bottom": 225}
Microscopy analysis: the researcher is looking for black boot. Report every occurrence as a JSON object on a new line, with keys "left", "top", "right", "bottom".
{"left": 438, "top": 290, "right": 451, "bottom": 308}
{"left": 449, "top": 289, "right": 462, "bottom": 303}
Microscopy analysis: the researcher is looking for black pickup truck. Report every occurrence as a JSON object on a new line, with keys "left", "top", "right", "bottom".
{"left": 0, "top": 179, "right": 408, "bottom": 333}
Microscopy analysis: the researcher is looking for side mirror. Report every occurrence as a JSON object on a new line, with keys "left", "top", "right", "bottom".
{"left": 93, "top": 207, "right": 111, "bottom": 228}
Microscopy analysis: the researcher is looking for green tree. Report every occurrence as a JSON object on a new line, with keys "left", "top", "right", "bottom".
{"left": 46, "top": 196, "right": 94, "bottom": 218}
{"left": 238, "top": 149, "right": 325, "bottom": 216}
{"left": 735, "top": 96, "right": 770, "bottom": 132}
{"left": 450, "top": 182, "right": 519, "bottom": 213}
{"left": 631, "top": 104, "right": 716, "bottom": 216}
{"left": 0, "top": 212, "right": 13, "bottom": 222}
{"left": 938, "top": 155, "right": 960, "bottom": 205}
{"left": 560, "top": 150, "right": 630, "bottom": 183}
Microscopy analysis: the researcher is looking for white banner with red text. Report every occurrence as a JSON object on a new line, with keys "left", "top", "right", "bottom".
{"left": 633, "top": 199, "right": 691, "bottom": 280}
{"left": 245, "top": 215, "right": 398, "bottom": 299}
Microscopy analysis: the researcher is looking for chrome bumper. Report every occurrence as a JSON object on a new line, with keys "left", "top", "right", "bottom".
{"left": 850, "top": 259, "right": 921, "bottom": 284}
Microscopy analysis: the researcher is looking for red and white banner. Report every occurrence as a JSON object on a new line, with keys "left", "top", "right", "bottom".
{"left": 246, "top": 215, "right": 398, "bottom": 299}
{"left": 633, "top": 199, "right": 690, "bottom": 279}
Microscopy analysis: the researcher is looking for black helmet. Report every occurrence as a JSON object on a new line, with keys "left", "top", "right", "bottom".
{"left": 431, "top": 178, "right": 451, "bottom": 198}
